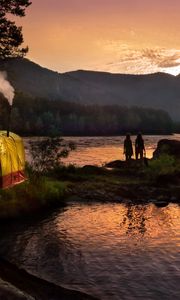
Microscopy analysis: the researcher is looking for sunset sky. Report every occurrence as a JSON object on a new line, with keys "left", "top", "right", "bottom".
{"left": 16, "top": 0, "right": 180, "bottom": 75}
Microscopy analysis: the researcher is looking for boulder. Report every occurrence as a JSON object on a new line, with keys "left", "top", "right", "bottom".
{"left": 105, "top": 160, "right": 126, "bottom": 168}
{"left": 105, "top": 159, "right": 148, "bottom": 169}
{"left": 153, "top": 139, "right": 180, "bottom": 158}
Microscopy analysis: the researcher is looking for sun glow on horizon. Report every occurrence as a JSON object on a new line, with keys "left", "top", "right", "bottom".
{"left": 83, "top": 44, "right": 180, "bottom": 76}
{"left": 27, "top": 46, "right": 180, "bottom": 76}
{"left": 162, "top": 66, "right": 180, "bottom": 76}
{"left": 19, "top": 0, "right": 180, "bottom": 76}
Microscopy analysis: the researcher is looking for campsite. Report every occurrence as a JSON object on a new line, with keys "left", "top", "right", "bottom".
{"left": 0, "top": 1, "right": 180, "bottom": 300}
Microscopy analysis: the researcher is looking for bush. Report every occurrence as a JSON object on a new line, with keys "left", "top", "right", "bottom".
{"left": 146, "top": 154, "right": 176, "bottom": 181}
{"left": 0, "top": 175, "right": 68, "bottom": 219}
{"left": 29, "top": 137, "right": 76, "bottom": 173}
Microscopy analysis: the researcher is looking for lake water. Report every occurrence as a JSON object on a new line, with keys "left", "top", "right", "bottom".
{"left": 13, "top": 135, "right": 180, "bottom": 299}
{"left": 62, "top": 134, "right": 180, "bottom": 166}
{"left": 0, "top": 203, "right": 179, "bottom": 300}
{"left": 24, "top": 134, "right": 180, "bottom": 167}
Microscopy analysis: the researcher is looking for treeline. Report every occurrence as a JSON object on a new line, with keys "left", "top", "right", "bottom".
{"left": 0, "top": 93, "right": 173, "bottom": 136}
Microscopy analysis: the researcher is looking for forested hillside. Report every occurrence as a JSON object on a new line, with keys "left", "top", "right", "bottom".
{"left": 0, "top": 93, "right": 173, "bottom": 136}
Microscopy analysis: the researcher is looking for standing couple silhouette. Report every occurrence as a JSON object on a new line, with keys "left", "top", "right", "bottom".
{"left": 123, "top": 133, "right": 145, "bottom": 162}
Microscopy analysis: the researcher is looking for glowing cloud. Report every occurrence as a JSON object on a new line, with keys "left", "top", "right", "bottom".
{"left": 90, "top": 42, "right": 180, "bottom": 75}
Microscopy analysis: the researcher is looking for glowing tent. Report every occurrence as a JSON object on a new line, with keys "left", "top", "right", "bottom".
{"left": 0, "top": 131, "right": 26, "bottom": 189}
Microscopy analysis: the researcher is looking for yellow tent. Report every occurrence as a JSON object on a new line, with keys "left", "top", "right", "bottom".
{"left": 0, "top": 131, "right": 26, "bottom": 189}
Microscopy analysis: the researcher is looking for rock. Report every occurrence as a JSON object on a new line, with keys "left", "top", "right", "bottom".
{"left": 153, "top": 139, "right": 180, "bottom": 158}
{"left": 105, "top": 159, "right": 149, "bottom": 169}
{"left": 105, "top": 160, "right": 126, "bottom": 168}
{"left": 170, "top": 196, "right": 177, "bottom": 202}
{"left": 148, "top": 199, "right": 157, "bottom": 203}
{"left": 154, "top": 201, "right": 169, "bottom": 208}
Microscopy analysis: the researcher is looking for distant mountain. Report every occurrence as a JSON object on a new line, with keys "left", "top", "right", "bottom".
{"left": 1, "top": 58, "right": 180, "bottom": 120}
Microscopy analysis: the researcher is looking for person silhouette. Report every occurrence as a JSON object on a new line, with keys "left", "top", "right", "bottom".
{"left": 123, "top": 133, "right": 133, "bottom": 161}
{"left": 135, "top": 133, "right": 145, "bottom": 160}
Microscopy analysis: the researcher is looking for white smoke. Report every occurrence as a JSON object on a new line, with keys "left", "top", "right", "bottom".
{"left": 0, "top": 71, "right": 15, "bottom": 106}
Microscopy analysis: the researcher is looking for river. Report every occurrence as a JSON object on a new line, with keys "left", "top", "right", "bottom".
{"left": 0, "top": 203, "right": 179, "bottom": 300}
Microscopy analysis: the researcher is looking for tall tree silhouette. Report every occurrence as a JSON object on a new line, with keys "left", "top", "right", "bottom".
{"left": 0, "top": 0, "right": 31, "bottom": 58}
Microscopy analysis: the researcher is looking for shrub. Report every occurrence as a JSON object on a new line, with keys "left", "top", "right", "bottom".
{"left": 0, "top": 176, "right": 68, "bottom": 219}
{"left": 29, "top": 137, "right": 76, "bottom": 173}
{"left": 146, "top": 154, "right": 176, "bottom": 181}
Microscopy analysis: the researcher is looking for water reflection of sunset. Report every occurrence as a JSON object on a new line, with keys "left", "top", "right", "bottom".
{"left": 56, "top": 203, "right": 180, "bottom": 252}
{"left": 65, "top": 145, "right": 154, "bottom": 166}
{"left": 2, "top": 203, "right": 179, "bottom": 300}
{"left": 62, "top": 135, "right": 180, "bottom": 166}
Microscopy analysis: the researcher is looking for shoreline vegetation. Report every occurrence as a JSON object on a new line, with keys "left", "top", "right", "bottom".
{"left": 0, "top": 138, "right": 180, "bottom": 300}
{"left": 0, "top": 139, "right": 180, "bottom": 220}
{"left": 0, "top": 158, "right": 179, "bottom": 221}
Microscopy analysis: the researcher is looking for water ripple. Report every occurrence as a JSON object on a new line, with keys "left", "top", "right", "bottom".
{"left": 0, "top": 203, "right": 179, "bottom": 300}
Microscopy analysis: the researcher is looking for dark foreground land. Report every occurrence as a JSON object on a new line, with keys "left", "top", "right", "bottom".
{"left": 0, "top": 139, "right": 180, "bottom": 299}
{"left": 0, "top": 258, "right": 98, "bottom": 300}
{"left": 67, "top": 163, "right": 180, "bottom": 205}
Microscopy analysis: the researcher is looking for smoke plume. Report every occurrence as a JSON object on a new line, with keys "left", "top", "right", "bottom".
{"left": 0, "top": 71, "right": 15, "bottom": 106}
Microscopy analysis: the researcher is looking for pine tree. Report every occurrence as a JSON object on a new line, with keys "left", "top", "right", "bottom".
{"left": 0, "top": 0, "right": 31, "bottom": 58}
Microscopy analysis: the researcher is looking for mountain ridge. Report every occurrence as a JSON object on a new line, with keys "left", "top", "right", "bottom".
{"left": 0, "top": 58, "right": 180, "bottom": 120}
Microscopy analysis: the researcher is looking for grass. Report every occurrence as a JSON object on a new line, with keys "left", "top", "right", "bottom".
{"left": 0, "top": 174, "right": 68, "bottom": 219}
{"left": 145, "top": 154, "right": 179, "bottom": 182}
{"left": 0, "top": 162, "right": 145, "bottom": 219}
{"left": 0, "top": 154, "right": 179, "bottom": 219}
